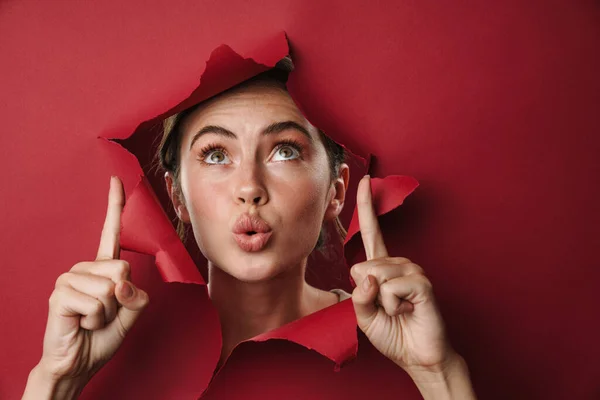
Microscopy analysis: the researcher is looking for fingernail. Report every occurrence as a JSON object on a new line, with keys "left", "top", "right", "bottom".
{"left": 121, "top": 281, "right": 134, "bottom": 299}
{"left": 362, "top": 276, "right": 372, "bottom": 292}
{"left": 364, "top": 174, "right": 371, "bottom": 180}
{"left": 395, "top": 302, "right": 405, "bottom": 314}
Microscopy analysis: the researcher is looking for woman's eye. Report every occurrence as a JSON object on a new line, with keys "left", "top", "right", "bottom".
{"left": 204, "top": 150, "right": 230, "bottom": 164}
{"left": 272, "top": 145, "right": 300, "bottom": 161}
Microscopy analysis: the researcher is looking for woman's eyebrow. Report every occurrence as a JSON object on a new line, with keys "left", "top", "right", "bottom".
{"left": 189, "top": 120, "right": 314, "bottom": 150}
{"left": 263, "top": 121, "right": 314, "bottom": 142}
{"left": 189, "top": 125, "right": 236, "bottom": 150}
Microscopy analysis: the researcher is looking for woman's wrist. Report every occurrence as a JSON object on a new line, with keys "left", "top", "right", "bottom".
{"left": 403, "top": 353, "right": 477, "bottom": 400}
{"left": 22, "top": 363, "right": 86, "bottom": 400}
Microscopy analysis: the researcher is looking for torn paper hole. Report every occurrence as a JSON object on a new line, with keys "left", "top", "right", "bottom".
{"left": 98, "top": 32, "right": 419, "bottom": 382}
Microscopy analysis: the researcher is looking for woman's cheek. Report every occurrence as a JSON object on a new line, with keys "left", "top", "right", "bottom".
{"left": 279, "top": 176, "right": 326, "bottom": 233}
{"left": 195, "top": 182, "right": 229, "bottom": 220}
{"left": 182, "top": 174, "right": 224, "bottom": 227}
{"left": 187, "top": 182, "right": 232, "bottom": 257}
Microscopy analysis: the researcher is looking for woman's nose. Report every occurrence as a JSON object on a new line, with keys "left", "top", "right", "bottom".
{"left": 234, "top": 166, "right": 269, "bottom": 206}
{"left": 236, "top": 188, "right": 267, "bottom": 205}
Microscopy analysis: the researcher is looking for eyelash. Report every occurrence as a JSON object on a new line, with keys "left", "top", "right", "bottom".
{"left": 198, "top": 143, "right": 226, "bottom": 162}
{"left": 197, "top": 139, "right": 304, "bottom": 165}
{"left": 275, "top": 139, "right": 304, "bottom": 159}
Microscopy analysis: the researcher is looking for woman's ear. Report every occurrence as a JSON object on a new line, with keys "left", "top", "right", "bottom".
{"left": 324, "top": 163, "right": 350, "bottom": 221}
{"left": 165, "top": 171, "right": 190, "bottom": 223}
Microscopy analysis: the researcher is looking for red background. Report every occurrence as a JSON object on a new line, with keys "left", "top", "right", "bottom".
{"left": 1, "top": 1, "right": 599, "bottom": 399}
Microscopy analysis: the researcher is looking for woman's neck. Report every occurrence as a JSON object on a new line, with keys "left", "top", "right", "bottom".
{"left": 207, "top": 261, "right": 338, "bottom": 365}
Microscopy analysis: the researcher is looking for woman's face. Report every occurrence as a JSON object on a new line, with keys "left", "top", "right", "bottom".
{"left": 167, "top": 82, "right": 347, "bottom": 282}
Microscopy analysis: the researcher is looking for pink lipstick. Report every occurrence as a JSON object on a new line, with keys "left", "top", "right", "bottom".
{"left": 232, "top": 214, "right": 272, "bottom": 252}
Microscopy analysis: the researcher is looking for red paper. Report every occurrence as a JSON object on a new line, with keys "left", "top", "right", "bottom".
{"left": 99, "top": 34, "right": 419, "bottom": 395}
{"left": 120, "top": 175, "right": 205, "bottom": 284}
{"left": 3, "top": 2, "right": 600, "bottom": 399}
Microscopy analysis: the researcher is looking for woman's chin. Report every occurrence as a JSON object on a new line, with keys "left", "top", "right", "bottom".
{"left": 220, "top": 252, "right": 292, "bottom": 283}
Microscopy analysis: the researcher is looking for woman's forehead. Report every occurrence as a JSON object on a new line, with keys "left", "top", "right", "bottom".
{"left": 184, "top": 84, "right": 308, "bottom": 133}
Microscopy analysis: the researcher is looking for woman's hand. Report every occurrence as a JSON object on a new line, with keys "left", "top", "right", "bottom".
{"left": 23, "top": 176, "right": 149, "bottom": 400}
{"left": 351, "top": 176, "right": 476, "bottom": 399}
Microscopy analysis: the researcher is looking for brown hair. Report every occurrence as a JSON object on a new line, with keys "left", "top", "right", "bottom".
{"left": 156, "top": 56, "right": 347, "bottom": 248}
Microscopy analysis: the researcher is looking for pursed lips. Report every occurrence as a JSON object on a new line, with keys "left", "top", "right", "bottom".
{"left": 232, "top": 213, "right": 273, "bottom": 252}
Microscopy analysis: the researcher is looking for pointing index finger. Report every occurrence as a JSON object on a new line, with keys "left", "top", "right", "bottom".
{"left": 357, "top": 175, "right": 388, "bottom": 260}
{"left": 96, "top": 176, "right": 125, "bottom": 260}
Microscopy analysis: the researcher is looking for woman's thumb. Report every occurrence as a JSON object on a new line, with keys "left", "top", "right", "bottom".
{"left": 114, "top": 280, "right": 149, "bottom": 335}
{"left": 352, "top": 275, "right": 379, "bottom": 330}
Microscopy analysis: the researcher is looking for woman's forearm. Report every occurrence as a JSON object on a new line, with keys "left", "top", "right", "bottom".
{"left": 405, "top": 354, "right": 477, "bottom": 400}
{"left": 22, "top": 364, "right": 85, "bottom": 400}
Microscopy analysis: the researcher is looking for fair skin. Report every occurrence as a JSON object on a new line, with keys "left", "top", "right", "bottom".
{"left": 23, "top": 82, "right": 476, "bottom": 399}
{"left": 166, "top": 82, "right": 348, "bottom": 361}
